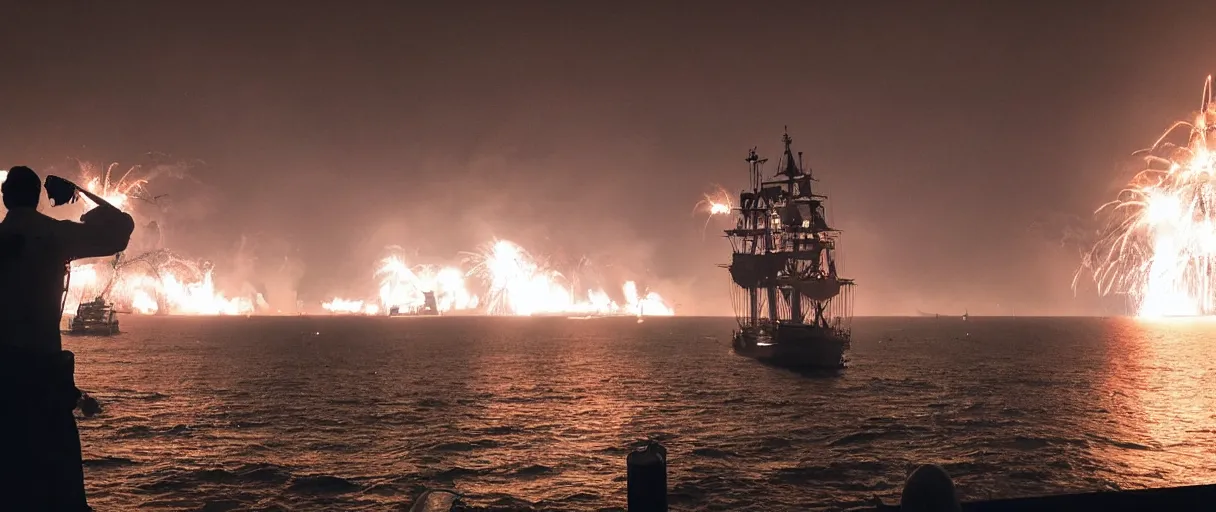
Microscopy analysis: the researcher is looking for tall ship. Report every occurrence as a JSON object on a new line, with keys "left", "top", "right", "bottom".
{"left": 724, "top": 130, "right": 856, "bottom": 369}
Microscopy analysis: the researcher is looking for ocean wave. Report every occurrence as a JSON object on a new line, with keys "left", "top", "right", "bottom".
{"left": 68, "top": 316, "right": 1216, "bottom": 510}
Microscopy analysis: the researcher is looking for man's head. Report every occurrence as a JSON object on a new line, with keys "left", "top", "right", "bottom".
{"left": 901, "top": 464, "right": 960, "bottom": 512}
{"left": 2, "top": 166, "right": 41, "bottom": 209}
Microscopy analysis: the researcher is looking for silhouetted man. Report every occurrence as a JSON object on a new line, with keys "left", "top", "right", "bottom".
{"left": 0, "top": 166, "right": 134, "bottom": 510}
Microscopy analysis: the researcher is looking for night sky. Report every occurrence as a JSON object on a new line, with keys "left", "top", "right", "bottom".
{"left": 2, "top": 1, "right": 1215, "bottom": 315}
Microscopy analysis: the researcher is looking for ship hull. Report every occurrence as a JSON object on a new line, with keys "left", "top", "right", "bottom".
{"left": 68, "top": 322, "right": 120, "bottom": 336}
{"left": 732, "top": 323, "right": 848, "bottom": 369}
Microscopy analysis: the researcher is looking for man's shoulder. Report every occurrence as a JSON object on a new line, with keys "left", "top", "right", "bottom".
{"left": 0, "top": 212, "right": 65, "bottom": 259}
{"left": 32, "top": 214, "right": 80, "bottom": 233}
{"left": 0, "top": 211, "right": 79, "bottom": 246}
{"left": 1, "top": 209, "right": 66, "bottom": 226}
{"left": 49, "top": 217, "right": 82, "bottom": 227}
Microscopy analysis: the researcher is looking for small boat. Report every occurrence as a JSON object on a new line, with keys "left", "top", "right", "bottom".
{"left": 68, "top": 297, "right": 120, "bottom": 336}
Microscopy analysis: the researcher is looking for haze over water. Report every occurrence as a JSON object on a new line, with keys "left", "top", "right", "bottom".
{"left": 70, "top": 316, "right": 1216, "bottom": 511}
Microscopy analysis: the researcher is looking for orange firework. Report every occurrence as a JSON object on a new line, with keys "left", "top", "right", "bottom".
{"left": 323, "top": 239, "right": 676, "bottom": 317}
{"left": 375, "top": 250, "right": 476, "bottom": 314}
{"left": 57, "top": 162, "right": 257, "bottom": 316}
{"left": 693, "top": 185, "right": 734, "bottom": 239}
{"left": 76, "top": 161, "right": 155, "bottom": 210}
{"left": 1077, "top": 76, "right": 1216, "bottom": 317}
{"left": 694, "top": 185, "right": 734, "bottom": 216}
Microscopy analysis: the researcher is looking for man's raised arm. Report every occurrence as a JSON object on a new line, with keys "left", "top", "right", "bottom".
{"left": 56, "top": 204, "right": 136, "bottom": 261}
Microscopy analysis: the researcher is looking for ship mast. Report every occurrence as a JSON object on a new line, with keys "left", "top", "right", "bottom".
{"left": 736, "top": 147, "right": 768, "bottom": 326}
{"left": 724, "top": 129, "right": 855, "bottom": 331}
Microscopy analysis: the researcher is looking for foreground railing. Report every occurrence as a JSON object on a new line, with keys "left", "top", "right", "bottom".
{"left": 412, "top": 441, "right": 1216, "bottom": 511}
{"left": 878, "top": 483, "right": 1216, "bottom": 512}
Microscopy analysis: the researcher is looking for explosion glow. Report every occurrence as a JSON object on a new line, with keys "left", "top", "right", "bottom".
{"left": 321, "top": 298, "right": 379, "bottom": 315}
{"left": 465, "top": 239, "right": 674, "bottom": 317}
{"left": 67, "top": 252, "right": 256, "bottom": 316}
{"left": 326, "top": 239, "right": 675, "bottom": 317}
{"left": 1078, "top": 76, "right": 1216, "bottom": 318}
{"left": 40, "top": 163, "right": 257, "bottom": 317}
{"left": 693, "top": 185, "right": 734, "bottom": 239}
{"left": 1, "top": 162, "right": 678, "bottom": 318}
{"left": 81, "top": 162, "right": 150, "bottom": 210}
{"left": 376, "top": 253, "right": 477, "bottom": 314}
{"left": 695, "top": 186, "right": 734, "bottom": 217}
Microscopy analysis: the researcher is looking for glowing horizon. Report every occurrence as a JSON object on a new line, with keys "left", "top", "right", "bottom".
{"left": 4, "top": 163, "right": 678, "bottom": 319}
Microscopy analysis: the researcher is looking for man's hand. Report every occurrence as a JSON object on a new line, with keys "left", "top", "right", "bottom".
{"left": 44, "top": 175, "right": 81, "bottom": 207}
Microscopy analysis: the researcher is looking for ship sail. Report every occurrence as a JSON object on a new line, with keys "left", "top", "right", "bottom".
{"left": 780, "top": 277, "right": 843, "bottom": 302}
{"left": 723, "top": 129, "right": 856, "bottom": 331}
{"left": 729, "top": 253, "right": 788, "bottom": 288}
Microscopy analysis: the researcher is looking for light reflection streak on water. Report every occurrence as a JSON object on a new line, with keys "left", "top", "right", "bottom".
{"left": 457, "top": 328, "right": 645, "bottom": 502}
{"left": 1091, "top": 317, "right": 1216, "bottom": 487}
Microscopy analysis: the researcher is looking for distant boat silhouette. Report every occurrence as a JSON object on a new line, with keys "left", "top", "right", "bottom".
{"left": 917, "top": 309, "right": 967, "bottom": 320}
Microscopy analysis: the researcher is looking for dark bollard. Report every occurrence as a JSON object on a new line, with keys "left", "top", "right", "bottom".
{"left": 626, "top": 441, "right": 667, "bottom": 512}
{"left": 78, "top": 393, "right": 102, "bottom": 417}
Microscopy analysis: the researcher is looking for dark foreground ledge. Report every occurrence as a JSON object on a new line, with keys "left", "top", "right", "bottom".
{"left": 414, "top": 442, "right": 1216, "bottom": 511}
{"left": 432, "top": 483, "right": 1216, "bottom": 511}
{"left": 877, "top": 483, "right": 1216, "bottom": 511}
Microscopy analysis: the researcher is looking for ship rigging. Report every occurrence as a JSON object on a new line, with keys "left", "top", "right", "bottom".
{"left": 724, "top": 129, "right": 856, "bottom": 368}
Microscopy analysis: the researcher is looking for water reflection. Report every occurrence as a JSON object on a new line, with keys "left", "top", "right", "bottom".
{"left": 457, "top": 318, "right": 649, "bottom": 506}
{"left": 1093, "top": 317, "right": 1216, "bottom": 488}
{"left": 64, "top": 316, "right": 1216, "bottom": 510}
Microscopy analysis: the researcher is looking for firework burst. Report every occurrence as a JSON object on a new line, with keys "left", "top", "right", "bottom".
{"left": 55, "top": 161, "right": 258, "bottom": 316}
{"left": 15, "top": 160, "right": 677, "bottom": 318}
{"left": 464, "top": 239, "right": 574, "bottom": 316}
{"left": 67, "top": 250, "right": 254, "bottom": 315}
{"left": 74, "top": 161, "right": 177, "bottom": 211}
{"left": 693, "top": 185, "right": 734, "bottom": 239}
{"left": 321, "top": 298, "right": 379, "bottom": 315}
{"left": 1077, "top": 76, "right": 1216, "bottom": 317}
{"left": 375, "top": 249, "right": 477, "bottom": 314}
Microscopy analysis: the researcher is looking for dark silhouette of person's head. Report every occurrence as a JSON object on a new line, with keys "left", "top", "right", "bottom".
{"left": 901, "top": 464, "right": 961, "bottom": 512}
{"left": 2, "top": 166, "right": 41, "bottom": 210}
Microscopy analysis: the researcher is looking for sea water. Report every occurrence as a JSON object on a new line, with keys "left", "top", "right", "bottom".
{"left": 67, "top": 315, "right": 1216, "bottom": 511}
